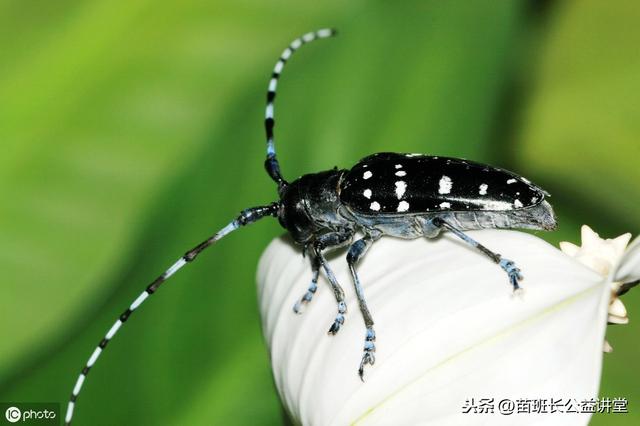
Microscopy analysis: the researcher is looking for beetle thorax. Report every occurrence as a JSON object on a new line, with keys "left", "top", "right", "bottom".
{"left": 278, "top": 169, "right": 353, "bottom": 244}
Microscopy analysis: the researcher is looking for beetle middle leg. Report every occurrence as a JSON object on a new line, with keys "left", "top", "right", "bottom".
{"left": 313, "top": 230, "right": 353, "bottom": 334}
{"left": 346, "top": 233, "right": 380, "bottom": 380}
{"left": 432, "top": 217, "right": 523, "bottom": 291}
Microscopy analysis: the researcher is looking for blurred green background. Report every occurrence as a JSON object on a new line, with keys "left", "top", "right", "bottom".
{"left": 1, "top": 0, "right": 638, "bottom": 424}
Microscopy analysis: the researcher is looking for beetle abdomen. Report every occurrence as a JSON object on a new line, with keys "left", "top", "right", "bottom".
{"left": 339, "top": 152, "right": 547, "bottom": 215}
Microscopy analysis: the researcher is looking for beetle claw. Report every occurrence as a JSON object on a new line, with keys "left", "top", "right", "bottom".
{"left": 358, "top": 330, "right": 376, "bottom": 381}
{"left": 499, "top": 258, "right": 523, "bottom": 291}
{"left": 292, "top": 281, "right": 318, "bottom": 314}
{"left": 328, "top": 313, "right": 345, "bottom": 335}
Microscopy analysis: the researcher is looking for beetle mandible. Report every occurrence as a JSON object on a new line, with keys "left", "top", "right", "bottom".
{"left": 65, "top": 28, "right": 557, "bottom": 424}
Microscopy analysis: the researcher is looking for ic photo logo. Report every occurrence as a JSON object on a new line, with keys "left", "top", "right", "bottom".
{"left": 1, "top": 404, "right": 58, "bottom": 425}
{"left": 4, "top": 407, "right": 20, "bottom": 423}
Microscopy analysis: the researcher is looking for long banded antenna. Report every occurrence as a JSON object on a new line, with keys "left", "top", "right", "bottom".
{"left": 264, "top": 28, "right": 337, "bottom": 190}
{"left": 64, "top": 203, "right": 279, "bottom": 425}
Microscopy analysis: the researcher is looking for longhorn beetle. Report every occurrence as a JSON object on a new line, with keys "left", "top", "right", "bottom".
{"left": 65, "top": 28, "right": 557, "bottom": 424}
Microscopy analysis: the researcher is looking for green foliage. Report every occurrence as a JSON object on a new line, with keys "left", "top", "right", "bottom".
{"left": 0, "top": 1, "right": 637, "bottom": 424}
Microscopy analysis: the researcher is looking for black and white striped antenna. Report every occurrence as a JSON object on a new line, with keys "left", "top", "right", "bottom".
{"left": 64, "top": 28, "right": 336, "bottom": 424}
{"left": 64, "top": 205, "right": 278, "bottom": 424}
{"left": 264, "top": 28, "right": 336, "bottom": 190}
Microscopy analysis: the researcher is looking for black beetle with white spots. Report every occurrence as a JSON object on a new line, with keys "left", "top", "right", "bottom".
{"left": 65, "top": 29, "right": 557, "bottom": 424}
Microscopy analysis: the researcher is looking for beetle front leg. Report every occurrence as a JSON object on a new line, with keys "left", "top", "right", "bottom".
{"left": 293, "top": 255, "right": 320, "bottom": 314}
{"left": 432, "top": 217, "right": 524, "bottom": 291}
{"left": 313, "top": 231, "right": 353, "bottom": 334}
{"left": 346, "top": 234, "right": 380, "bottom": 380}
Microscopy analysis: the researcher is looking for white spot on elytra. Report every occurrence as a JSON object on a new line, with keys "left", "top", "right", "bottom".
{"left": 397, "top": 201, "right": 410, "bottom": 212}
{"left": 370, "top": 201, "right": 381, "bottom": 211}
{"left": 363, "top": 171, "right": 373, "bottom": 180}
{"left": 395, "top": 170, "right": 407, "bottom": 177}
{"left": 514, "top": 199, "right": 523, "bottom": 208}
{"left": 363, "top": 189, "right": 372, "bottom": 199}
{"left": 439, "top": 202, "right": 451, "bottom": 209}
{"left": 395, "top": 164, "right": 403, "bottom": 169}
{"left": 479, "top": 183, "right": 488, "bottom": 195}
{"left": 507, "top": 178, "right": 517, "bottom": 184}
{"left": 395, "top": 181, "right": 407, "bottom": 199}
{"left": 438, "top": 175, "right": 452, "bottom": 194}
{"left": 531, "top": 196, "right": 538, "bottom": 203}
{"left": 480, "top": 200, "right": 513, "bottom": 210}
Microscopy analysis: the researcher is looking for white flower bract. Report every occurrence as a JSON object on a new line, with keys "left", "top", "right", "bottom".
{"left": 257, "top": 229, "right": 628, "bottom": 425}
{"left": 560, "top": 225, "right": 637, "bottom": 350}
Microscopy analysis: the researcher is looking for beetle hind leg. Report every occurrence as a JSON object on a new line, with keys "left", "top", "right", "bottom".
{"left": 432, "top": 217, "right": 523, "bottom": 292}
{"left": 498, "top": 258, "right": 524, "bottom": 291}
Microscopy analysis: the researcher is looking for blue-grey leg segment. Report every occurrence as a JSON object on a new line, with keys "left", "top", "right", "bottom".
{"left": 317, "top": 253, "right": 346, "bottom": 334}
{"left": 498, "top": 258, "right": 523, "bottom": 291}
{"left": 293, "top": 255, "right": 321, "bottom": 314}
{"left": 313, "top": 231, "right": 352, "bottom": 334}
{"left": 346, "top": 235, "right": 379, "bottom": 380}
{"left": 329, "top": 301, "right": 347, "bottom": 335}
{"left": 360, "top": 328, "right": 376, "bottom": 381}
{"left": 432, "top": 217, "right": 523, "bottom": 291}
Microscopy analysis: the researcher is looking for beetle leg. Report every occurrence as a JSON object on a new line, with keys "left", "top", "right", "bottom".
{"left": 313, "top": 231, "right": 353, "bottom": 334}
{"left": 293, "top": 255, "right": 321, "bottom": 314}
{"left": 346, "top": 234, "right": 380, "bottom": 380}
{"left": 432, "top": 217, "right": 524, "bottom": 291}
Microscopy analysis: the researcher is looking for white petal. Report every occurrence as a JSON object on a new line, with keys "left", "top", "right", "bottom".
{"left": 562, "top": 227, "right": 631, "bottom": 277}
{"left": 257, "top": 230, "right": 609, "bottom": 425}
{"left": 608, "top": 297, "right": 627, "bottom": 319}
{"left": 581, "top": 225, "right": 601, "bottom": 248}
{"left": 614, "top": 234, "right": 640, "bottom": 283}
{"left": 559, "top": 241, "right": 580, "bottom": 257}
{"left": 607, "top": 314, "right": 629, "bottom": 325}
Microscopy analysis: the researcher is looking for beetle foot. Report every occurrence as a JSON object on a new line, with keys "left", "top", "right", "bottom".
{"left": 292, "top": 281, "right": 318, "bottom": 314}
{"left": 328, "top": 301, "right": 347, "bottom": 335}
{"left": 358, "top": 327, "right": 376, "bottom": 381}
{"left": 499, "top": 258, "right": 523, "bottom": 291}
